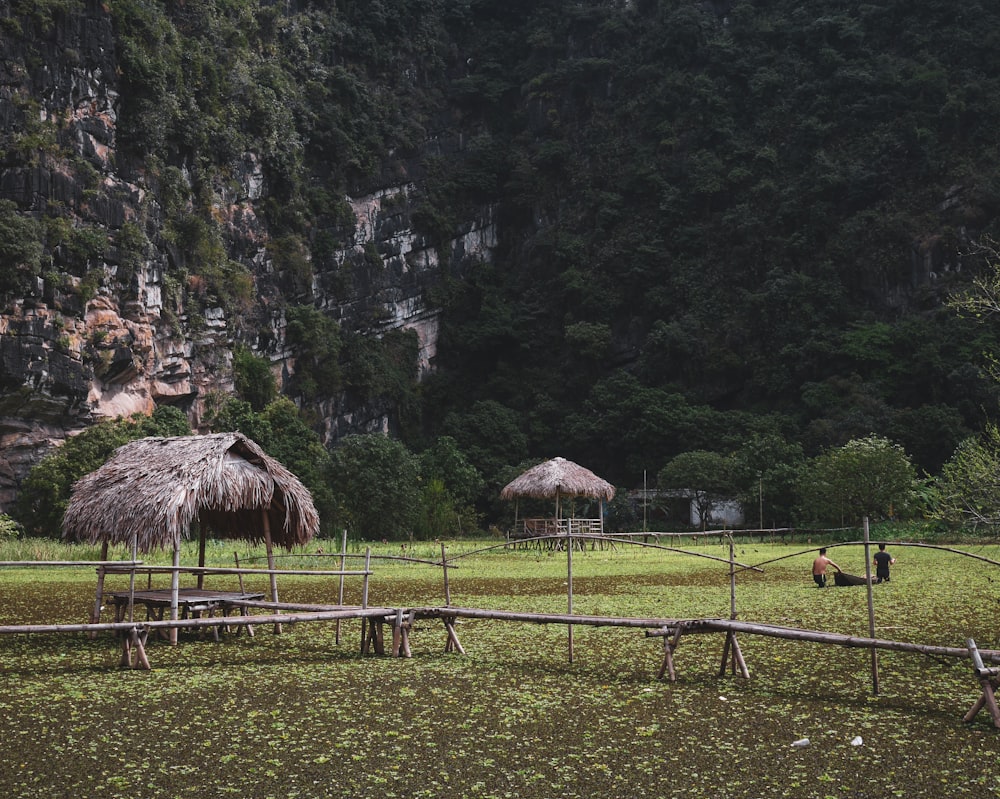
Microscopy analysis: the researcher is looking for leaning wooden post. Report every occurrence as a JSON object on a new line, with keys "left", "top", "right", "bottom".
{"left": 196, "top": 525, "right": 207, "bottom": 590}
{"left": 233, "top": 552, "right": 246, "bottom": 593}
{"left": 90, "top": 540, "right": 109, "bottom": 636}
{"left": 169, "top": 539, "right": 180, "bottom": 645}
{"left": 863, "top": 516, "right": 879, "bottom": 695}
{"left": 336, "top": 528, "right": 347, "bottom": 645}
{"left": 262, "top": 509, "right": 281, "bottom": 634}
{"left": 964, "top": 638, "right": 1000, "bottom": 728}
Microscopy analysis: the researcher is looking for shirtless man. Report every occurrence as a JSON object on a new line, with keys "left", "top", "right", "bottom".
{"left": 812, "top": 548, "right": 840, "bottom": 588}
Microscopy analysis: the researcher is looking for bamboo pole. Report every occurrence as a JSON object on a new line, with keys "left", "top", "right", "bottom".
{"left": 658, "top": 627, "right": 679, "bottom": 681}
{"left": 362, "top": 547, "right": 371, "bottom": 608}
{"left": 693, "top": 618, "right": 1000, "bottom": 661}
{"left": 741, "top": 540, "right": 1000, "bottom": 574}
{"left": 0, "top": 608, "right": 397, "bottom": 637}
{"left": 128, "top": 533, "right": 138, "bottom": 624}
{"left": 392, "top": 607, "right": 403, "bottom": 656}
{"left": 101, "top": 565, "right": 370, "bottom": 577}
{"left": 90, "top": 541, "right": 110, "bottom": 635}
{"left": 0, "top": 558, "right": 143, "bottom": 568}
{"left": 336, "top": 528, "right": 347, "bottom": 645}
{"left": 197, "top": 524, "right": 207, "bottom": 590}
{"left": 441, "top": 542, "right": 451, "bottom": 606}
{"left": 730, "top": 632, "right": 750, "bottom": 678}
{"left": 561, "top": 490, "right": 574, "bottom": 663}
{"left": 863, "top": 516, "right": 879, "bottom": 695}
{"left": 262, "top": 509, "right": 281, "bottom": 634}
{"left": 169, "top": 541, "right": 180, "bottom": 645}
{"left": 729, "top": 536, "right": 737, "bottom": 620}
{"left": 233, "top": 553, "right": 246, "bottom": 592}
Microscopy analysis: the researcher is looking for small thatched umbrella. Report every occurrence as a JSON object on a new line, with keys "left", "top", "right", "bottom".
{"left": 500, "top": 456, "right": 615, "bottom": 529}
{"left": 500, "top": 457, "right": 614, "bottom": 662}
{"left": 63, "top": 432, "right": 319, "bottom": 638}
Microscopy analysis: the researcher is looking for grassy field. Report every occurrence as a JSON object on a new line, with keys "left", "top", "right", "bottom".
{"left": 1, "top": 535, "right": 999, "bottom": 798}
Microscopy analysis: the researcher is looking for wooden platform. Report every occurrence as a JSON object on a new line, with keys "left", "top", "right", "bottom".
{"left": 107, "top": 588, "right": 266, "bottom": 641}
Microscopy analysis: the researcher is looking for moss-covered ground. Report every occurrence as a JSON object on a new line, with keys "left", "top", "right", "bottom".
{"left": 1, "top": 538, "right": 999, "bottom": 798}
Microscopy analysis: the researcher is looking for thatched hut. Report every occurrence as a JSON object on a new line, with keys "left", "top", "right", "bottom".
{"left": 500, "top": 456, "right": 615, "bottom": 538}
{"left": 62, "top": 432, "right": 319, "bottom": 637}
{"left": 501, "top": 457, "right": 615, "bottom": 662}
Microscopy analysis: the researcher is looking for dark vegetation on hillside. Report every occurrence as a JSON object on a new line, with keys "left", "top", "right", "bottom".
{"left": 5, "top": 0, "right": 1000, "bottom": 533}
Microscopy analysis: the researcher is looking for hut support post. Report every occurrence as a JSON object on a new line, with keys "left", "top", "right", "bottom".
{"left": 336, "top": 528, "right": 347, "bottom": 645}
{"left": 90, "top": 540, "right": 109, "bottom": 637}
{"left": 263, "top": 510, "right": 281, "bottom": 635}
{"left": 964, "top": 638, "right": 1000, "bottom": 728}
{"left": 863, "top": 516, "right": 879, "bottom": 695}
{"left": 169, "top": 542, "right": 180, "bottom": 645}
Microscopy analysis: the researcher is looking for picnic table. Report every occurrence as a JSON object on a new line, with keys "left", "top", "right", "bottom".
{"left": 106, "top": 588, "right": 266, "bottom": 640}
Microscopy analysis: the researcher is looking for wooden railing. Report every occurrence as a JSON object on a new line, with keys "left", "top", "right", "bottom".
{"left": 517, "top": 518, "right": 603, "bottom": 538}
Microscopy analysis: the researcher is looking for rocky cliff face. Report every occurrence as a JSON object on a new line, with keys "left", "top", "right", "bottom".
{"left": 0, "top": 2, "right": 495, "bottom": 510}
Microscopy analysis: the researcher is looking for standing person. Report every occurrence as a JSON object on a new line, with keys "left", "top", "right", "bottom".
{"left": 873, "top": 543, "right": 896, "bottom": 583}
{"left": 812, "top": 548, "right": 841, "bottom": 588}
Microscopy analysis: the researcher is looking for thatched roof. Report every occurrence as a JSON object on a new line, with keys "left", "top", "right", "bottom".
{"left": 62, "top": 433, "right": 319, "bottom": 552}
{"left": 500, "top": 457, "right": 615, "bottom": 502}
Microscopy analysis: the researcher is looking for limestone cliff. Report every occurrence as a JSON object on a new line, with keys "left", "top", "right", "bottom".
{"left": 0, "top": 2, "right": 495, "bottom": 509}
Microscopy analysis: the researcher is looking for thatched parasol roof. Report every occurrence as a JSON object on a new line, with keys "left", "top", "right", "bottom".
{"left": 500, "top": 457, "right": 615, "bottom": 502}
{"left": 62, "top": 433, "right": 319, "bottom": 552}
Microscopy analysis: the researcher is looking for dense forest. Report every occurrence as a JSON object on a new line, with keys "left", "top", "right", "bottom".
{"left": 4, "top": 0, "right": 1000, "bottom": 535}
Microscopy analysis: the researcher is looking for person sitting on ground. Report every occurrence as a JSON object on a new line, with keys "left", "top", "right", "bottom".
{"left": 873, "top": 543, "right": 896, "bottom": 583}
{"left": 812, "top": 548, "right": 841, "bottom": 588}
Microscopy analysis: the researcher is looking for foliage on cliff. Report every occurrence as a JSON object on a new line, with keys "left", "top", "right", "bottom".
{"left": 5, "top": 0, "right": 1000, "bottom": 531}
{"left": 420, "top": 0, "right": 1000, "bottom": 493}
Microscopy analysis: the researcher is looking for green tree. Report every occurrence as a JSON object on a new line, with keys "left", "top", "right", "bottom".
{"left": 232, "top": 345, "right": 277, "bottom": 411}
{"left": 733, "top": 434, "right": 805, "bottom": 528}
{"left": 795, "top": 435, "right": 917, "bottom": 526}
{"left": 414, "top": 478, "right": 461, "bottom": 540}
{"left": 415, "top": 436, "right": 484, "bottom": 537}
{"left": 0, "top": 199, "right": 43, "bottom": 294}
{"left": 329, "top": 434, "right": 421, "bottom": 540}
{"left": 207, "top": 397, "right": 335, "bottom": 533}
{"left": 657, "top": 450, "right": 741, "bottom": 530}
{"left": 419, "top": 436, "right": 484, "bottom": 510}
{"left": 284, "top": 305, "right": 342, "bottom": 402}
{"left": 932, "top": 425, "right": 1000, "bottom": 531}
{"left": 15, "top": 406, "right": 191, "bottom": 536}
{"left": 442, "top": 400, "right": 529, "bottom": 491}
